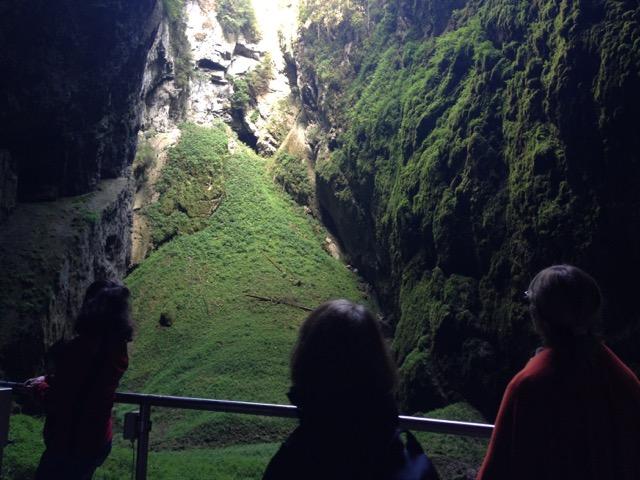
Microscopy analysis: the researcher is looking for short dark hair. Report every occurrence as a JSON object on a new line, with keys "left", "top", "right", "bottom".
{"left": 75, "top": 280, "right": 133, "bottom": 342}
{"left": 290, "top": 299, "right": 397, "bottom": 406}
{"left": 527, "top": 265, "right": 602, "bottom": 346}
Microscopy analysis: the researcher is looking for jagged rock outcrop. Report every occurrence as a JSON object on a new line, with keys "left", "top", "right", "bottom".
{"left": 296, "top": 0, "right": 640, "bottom": 415}
{"left": 140, "top": 16, "right": 187, "bottom": 132}
{"left": 186, "top": 0, "right": 237, "bottom": 124}
{"left": 183, "top": 0, "right": 299, "bottom": 154}
{"left": 0, "top": 0, "right": 162, "bottom": 201}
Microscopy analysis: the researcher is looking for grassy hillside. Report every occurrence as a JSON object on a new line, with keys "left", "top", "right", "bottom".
{"left": 3, "top": 414, "right": 280, "bottom": 480}
{"left": 122, "top": 123, "right": 369, "bottom": 448}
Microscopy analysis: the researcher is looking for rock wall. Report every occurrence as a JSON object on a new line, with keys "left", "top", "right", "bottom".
{"left": 0, "top": 1, "right": 162, "bottom": 378}
{"left": 0, "top": 0, "right": 162, "bottom": 201}
{"left": 0, "top": 178, "right": 132, "bottom": 380}
{"left": 185, "top": 0, "right": 299, "bottom": 153}
{"left": 130, "top": 0, "right": 304, "bottom": 266}
{"left": 296, "top": 0, "right": 640, "bottom": 415}
{"left": 140, "top": 17, "right": 187, "bottom": 133}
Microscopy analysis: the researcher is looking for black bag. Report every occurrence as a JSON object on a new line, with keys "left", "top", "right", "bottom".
{"left": 389, "top": 430, "right": 440, "bottom": 480}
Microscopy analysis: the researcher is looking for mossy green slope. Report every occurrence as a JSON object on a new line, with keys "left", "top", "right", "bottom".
{"left": 123, "top": 124, "right": 367, "bottom": 448}
{"left": 296, "top": 0, "right": 640, "bottom": 415}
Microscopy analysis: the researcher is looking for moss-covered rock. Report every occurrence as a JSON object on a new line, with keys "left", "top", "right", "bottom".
{"left": 145, "top": 123, "right": 227, "bottom": 246}
{"left": 296, "top": 0, "right": 640, "bottom": 416}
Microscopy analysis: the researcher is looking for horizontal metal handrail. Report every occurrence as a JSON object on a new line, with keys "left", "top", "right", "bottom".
{"left": 114, "top": 391, "right": 493, "bottom": 437}
{"left": 0, "top": 381, "right": 493, "bottom": 437}
{"left": 1, "top": 380, "right": 493, "bottom": 478}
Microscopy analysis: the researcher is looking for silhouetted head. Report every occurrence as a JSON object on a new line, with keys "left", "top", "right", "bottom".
{"left": 75, "top": 280, "right": 133, "bottom": 342}
{"left": 526, "top": 265, "right": 601, "bottom": 347}
{"left": 290, "top": 299, "right": 397, "bottom": 409}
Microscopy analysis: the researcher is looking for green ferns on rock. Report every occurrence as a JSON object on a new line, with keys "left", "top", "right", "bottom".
{"left": 297, "top": 0, "right": 640, "bottom": 415}
{"left": 217, "top": 0, "right": 261, "bottom": 43}
{"left": 230, "top": 54, "right": 275, "bottom": 114}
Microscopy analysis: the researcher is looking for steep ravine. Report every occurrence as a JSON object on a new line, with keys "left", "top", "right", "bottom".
{"left": 132, "top": 0, "right": 304, "bottom": 265}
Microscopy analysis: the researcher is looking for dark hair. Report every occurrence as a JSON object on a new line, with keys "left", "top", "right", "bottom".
{"left": 290, "top": 299, "right": 397, "bottom": 406}
{"left": 75, "top": 280, "right": 133, "bottom": 342}
{"left": 527, "top": 265, "right": 601, "bottom": 346}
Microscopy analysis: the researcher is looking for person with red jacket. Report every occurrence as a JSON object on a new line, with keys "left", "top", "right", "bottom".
{"left": 477, "top": 265, "right": 640, "bottom": 480}
{"left": 24, "top": 280, "right": 132, "bottom": 480}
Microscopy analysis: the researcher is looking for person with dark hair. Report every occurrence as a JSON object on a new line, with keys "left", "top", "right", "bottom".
{"left": 477, "top": 265, "right": 640, "bottom": 480}
{"left": 23, "top": 279, "right": 133, "bottom": 480}
{"left": 263, "top": 299, "right": 440, "bottom": 480}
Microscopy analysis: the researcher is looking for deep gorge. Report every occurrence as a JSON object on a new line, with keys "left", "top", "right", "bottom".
{"left": 1, "top": 0, "right": 639, "bottom": 478}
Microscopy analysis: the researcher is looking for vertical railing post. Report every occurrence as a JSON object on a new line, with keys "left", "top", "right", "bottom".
{"left": 135, "top": 403, "right": 151, "bottom": 480}
{"left": 0, "top": 388, "right": 12, "bottom": 477}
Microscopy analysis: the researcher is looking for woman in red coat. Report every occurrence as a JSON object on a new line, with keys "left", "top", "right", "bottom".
{"left": 477, "top": 265, "right": 640, "bottom": 480}
{"left": 25, "top": 280, "right": 132, "bottom": 480}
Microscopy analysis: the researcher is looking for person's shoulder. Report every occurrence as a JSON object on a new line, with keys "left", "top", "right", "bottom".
{"left": 600, "top": 344, "right": 640, "bottom": 391}
{"left": 505, "top": 349, "right": 554, "bottom": 396}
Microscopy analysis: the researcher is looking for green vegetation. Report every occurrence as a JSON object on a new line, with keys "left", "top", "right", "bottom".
{"left": 415, "top": 403, "right": 488, "bottom": 480}
{"left": 246, "top": 54, "right": 274, "bottom": 99}
{"left": 5, "top": 403, "right": 487, "bottom": 479}
{"left": 162, "top": 0, "right": 192, "bottom": 92}
{"left": 230, "top": 54, "right": 275, "bottom": 113}
{"left": 271, "top": 152, "right": 312, "bottom": 205}
{"left": 145, "top": 123, "right": 226, "bottom": 246}
{"left": 133, "top": 137, "right": 157, "bottom": 191}
{"left": 124, "top": 124, "right": 368, "bottom": 449}
{"left": 3, "top": 414, "right": 280, "bottom": 480}
{"left": 297, "top": 0, "right": 640, "bottom": 415}
{"left": 217, "top": 0, "right": 261, "bottom": 43}
{"left": 2, "top": 414, "right": 43, "bottom": 480}
{"left": 229, "top": 76, "right": 251, "bottom": 112}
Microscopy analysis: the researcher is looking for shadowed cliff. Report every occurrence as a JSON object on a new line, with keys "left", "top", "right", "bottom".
{"left": 295, "top": 0, "right": 640, "bottom": 415}
{"left": 0, "top": 0, "right": 163, "bottom": 379}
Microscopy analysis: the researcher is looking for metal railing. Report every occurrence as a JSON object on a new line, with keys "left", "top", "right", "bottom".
{"left": 0, "top": 381, "right": 494, "bottom": 479}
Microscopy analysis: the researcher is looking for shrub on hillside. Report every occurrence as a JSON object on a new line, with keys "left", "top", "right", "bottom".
{"left": 133, "top": 138, "right": 157, "bottom": 191}
{"left": 146, "top": 123, "right": 227, "bottom": 246}
{"left": 272, "top": 152, "right": 312, "bottom": 205}
{"left": 217, "top": 0, "right": 261, "bottom": 43}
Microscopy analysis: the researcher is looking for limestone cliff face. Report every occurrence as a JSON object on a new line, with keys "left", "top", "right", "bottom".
{"left": 0, "top": 178, "right": 132, "bottom": 380}
{"left": 0, "top": 1, "right": 162, "bottom": 378}
{"left": 296, "top": 0, "right": 640, "bottom": 415}
{"left": 140, "top": 16, "right": 188, "bottom": 133}
{"left": 185, "top": 0, "right": 299, "bottom": 153}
